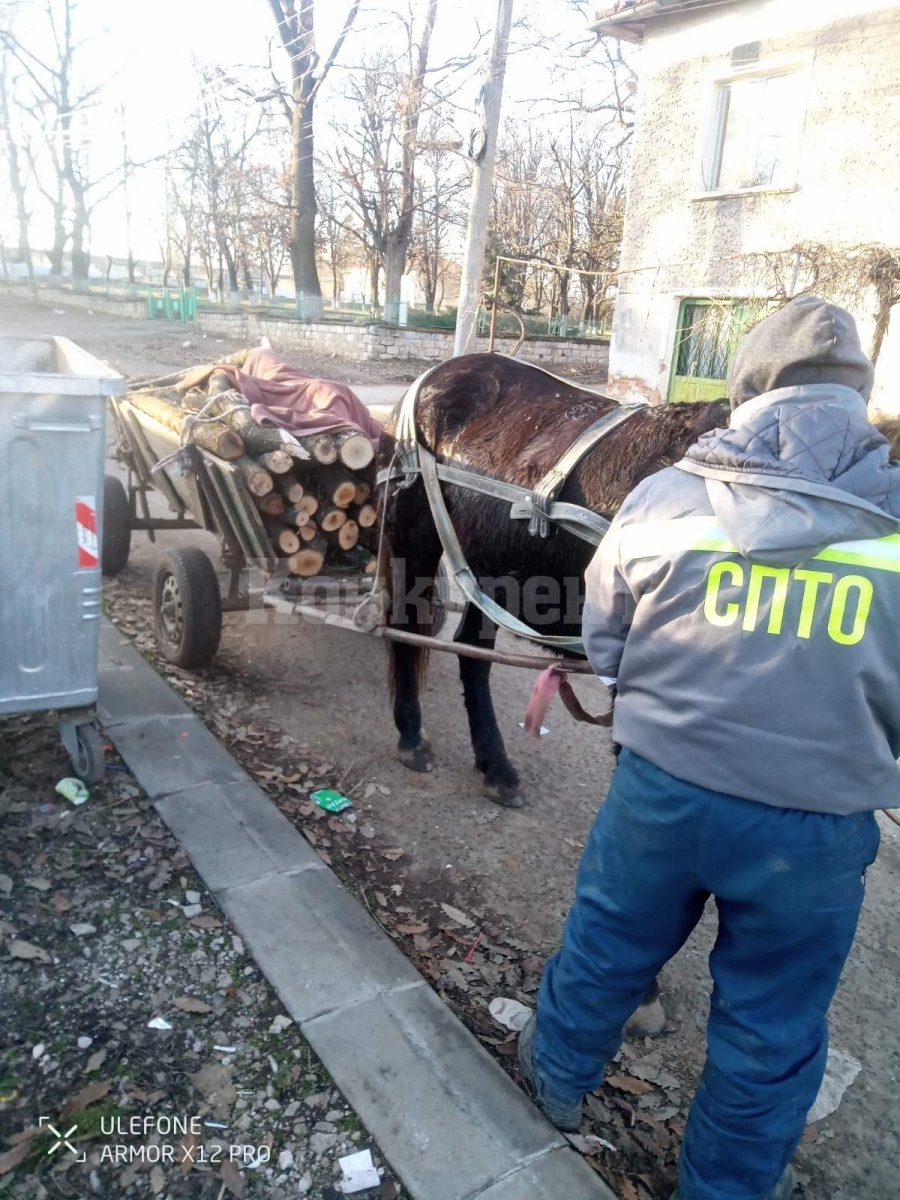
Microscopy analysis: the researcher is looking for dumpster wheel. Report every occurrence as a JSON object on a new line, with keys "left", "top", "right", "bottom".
{"left": 154, "top": 548, "right": 223, "bottom": 669}
{"left": 60, "top": 721, "right": 106, "bottom": 785}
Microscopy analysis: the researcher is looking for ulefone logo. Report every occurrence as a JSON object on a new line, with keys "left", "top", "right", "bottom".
{"left": 42, "top": 1122, "right": 85, "bottom": 1160}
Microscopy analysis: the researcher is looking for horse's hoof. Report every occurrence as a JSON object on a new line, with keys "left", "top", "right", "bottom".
{"left": 483, "top": 780, "right": 525, "bottom": 809}
{"left": 399, "top": 742, "right": 433, "bottom": 773}
{"left": 625, "top": 996, "right": 666, "bottom": 1039}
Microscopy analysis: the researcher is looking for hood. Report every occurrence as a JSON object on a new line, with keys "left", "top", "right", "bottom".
{"left": 677, "top": 384, "right": 900, "bottom": 567}
{"left": 728, "top": 295, "right": 875, "bottom": 410}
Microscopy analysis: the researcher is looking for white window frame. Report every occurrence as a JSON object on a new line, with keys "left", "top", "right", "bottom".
{"left": 695, "top": 56, "right": 813, "bottom": 201}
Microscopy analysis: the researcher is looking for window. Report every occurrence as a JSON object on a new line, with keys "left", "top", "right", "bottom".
{"left": 669, "top": 299, "right": 771, "bottom": 403}
{"left": 706, "top": 70, "right": 805, "bottom": 193}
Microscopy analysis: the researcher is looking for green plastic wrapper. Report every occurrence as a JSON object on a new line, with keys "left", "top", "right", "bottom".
{"left": 310, "top": 789, "right": 353, "bottom": 813}
{"left": 55, "top": 778, "right": 89, "bottom": 805}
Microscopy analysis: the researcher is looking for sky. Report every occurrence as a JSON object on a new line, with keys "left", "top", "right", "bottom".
{"left": 0, "top": 0, "right": 628, "bottom": 262}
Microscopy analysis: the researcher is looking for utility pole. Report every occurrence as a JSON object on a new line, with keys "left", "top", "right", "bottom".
{"left": 453, "top": 0, "right": 514, "bottom": 357}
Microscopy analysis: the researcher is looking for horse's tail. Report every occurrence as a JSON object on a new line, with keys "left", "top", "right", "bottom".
{"left": 383, "top": 537, "right": 437, "bottom": 699}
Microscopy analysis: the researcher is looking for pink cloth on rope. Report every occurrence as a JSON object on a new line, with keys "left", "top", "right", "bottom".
{"left": 215, "top": 347, "right": 382, "bottom": 444}
{"left": 523, "top": 664, "right": 614, "bottom": 737}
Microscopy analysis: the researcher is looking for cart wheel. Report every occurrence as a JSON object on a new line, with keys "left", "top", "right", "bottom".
{"left": 66, "top": 723, "right": 106, "bottom": 785}
{"left": 154, "top": 548, "right": 222, "bottom": 668}
{"left": 101, "top": 475, "right": 131, "bottom": 576}
{"left": 432, "top": 558, "right": 451, "bottom": 637}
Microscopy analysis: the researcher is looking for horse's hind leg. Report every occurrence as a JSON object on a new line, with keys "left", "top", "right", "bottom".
{"left": 386, "top": 524, "right": 442, "bottom": 773}
{"left": 455, "top": 602, "right": 523, "bottom": 808}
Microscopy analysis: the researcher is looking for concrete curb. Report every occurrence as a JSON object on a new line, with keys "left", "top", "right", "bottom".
{"left": 98, "top": 620, "right": 614, "bottom": 1200}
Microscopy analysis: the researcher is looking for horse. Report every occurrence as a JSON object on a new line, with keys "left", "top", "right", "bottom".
{"left": 376, "top": 351, "right": 730, "bottom": 808}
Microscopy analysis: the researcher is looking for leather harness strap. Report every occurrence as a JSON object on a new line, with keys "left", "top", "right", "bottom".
{"left": 528, "top": 405, "right": 641, "bottom": 537}
{"left": 378, "top": 360, "right": 643, "bottom": 656}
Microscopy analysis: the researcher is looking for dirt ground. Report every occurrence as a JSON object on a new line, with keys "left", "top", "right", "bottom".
{"left": 3, "top": 295, "right": 899, "bottom": 1199}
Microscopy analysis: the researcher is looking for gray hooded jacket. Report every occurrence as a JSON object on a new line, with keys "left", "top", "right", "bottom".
{"left": 583, "top": 297, "right": 900, "bottom": 815}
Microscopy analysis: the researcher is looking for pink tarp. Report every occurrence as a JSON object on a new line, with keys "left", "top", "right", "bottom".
{"left": 215, "top": 347, "right": 382, "bottom": 444}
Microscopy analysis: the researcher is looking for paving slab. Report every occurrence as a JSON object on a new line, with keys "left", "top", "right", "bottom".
{"left": 98, "top": 617, "right": 615, "bottom": 1200}
{"left": 107, "top": 713, "right": 250, "bottom": 797}
{"left": 155, "top": 780, "right": 323, "bottom": 890}
{"left": 215, "top": 867, "right": 423, "bottom": 1022}
{"left": 303, "top": 983, "right": 583, "bottom": 1200}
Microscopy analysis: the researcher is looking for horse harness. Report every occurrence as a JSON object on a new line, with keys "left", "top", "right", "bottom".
{"left": 376, "top": 360, "right": 643, "bottom": 656}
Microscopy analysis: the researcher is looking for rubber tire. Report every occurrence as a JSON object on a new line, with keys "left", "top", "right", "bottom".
{"left": 431, "top": 558, "right": 451, "bottom": 637}
{"left": 101, "top": 475, "right": 131, "bottom": 576}
{"left": 68, "top": 723, "right": 105, "bottom": 785}
{"left": 153, "top": 547, "right": 223, "bottom": 669}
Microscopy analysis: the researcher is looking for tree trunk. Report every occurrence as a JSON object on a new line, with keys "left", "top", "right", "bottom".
{"left": 383, "top": 238, "right": 406, "bottom": 325}
{"left": 289, "top": 96, "right": 324, "bottom": 318}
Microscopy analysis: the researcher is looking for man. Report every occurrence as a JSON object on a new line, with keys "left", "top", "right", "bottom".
{"left": 519, "top": 297, "right": 896, "bottom": 1200}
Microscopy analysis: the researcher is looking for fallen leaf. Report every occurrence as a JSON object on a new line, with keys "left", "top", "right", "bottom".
{"left": 24, "top": 878, "right": 51, "bottom": 892}
{"left": 374, "top": 892, "right": 388, "bottom": 907}
{"left": 395, "top": 921, "right": 427, "bottom": 935}
{"left": 316, "top": 849, "right": 332, "bottom": 866}
{"left": 606, "top": 1074, "right": 655, "bottom": 1096}
{"left": 440, "top": 903, "right": 474, "bottom": 928}
{"left": 801, "top": 1124, "right": 819, "bottom": 1144}
{"left": 219, "top": 1158, "right": 246, "bottom": 1198}
{"left": 0, "top": 1140, "right": 31, "bottom": 1176}
{"left": 7, "top": 940, "right": 51, "bottom": 964}
{"left": 5, "top": 851, "right": 23, "bottom": 869}
{"left": 381, "top": 848, "right": 404, "bottom": 861}
{"left": 190, "top": 915, "right": 222, "bottom": 930}
{"left": 619, "top": 1181, "right": 641, "bottom": 1200}
{"left": 0, "top": 875, "right": 12, "bottom": 896}
{"left": 84, "top": 1049, "right": 107, "bottom": 1074}
{"left": 61, "top": 1079, "right": 112, "bottom": 1121}
{"left": 174, "top": 996, "right": 212, "bottom": 1014}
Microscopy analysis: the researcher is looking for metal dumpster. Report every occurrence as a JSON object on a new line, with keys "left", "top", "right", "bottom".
{"left": 0, "top": 336, "right": 123, "bottom": 780}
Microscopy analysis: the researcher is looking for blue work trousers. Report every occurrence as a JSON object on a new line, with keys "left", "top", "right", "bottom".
{"left": 534, "top": 749, "right": 880, "bottom": 1200}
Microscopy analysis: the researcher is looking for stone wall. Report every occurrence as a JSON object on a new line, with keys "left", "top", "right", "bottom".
{"left": 4, "top": 283, "right": 609, "bottom": 377}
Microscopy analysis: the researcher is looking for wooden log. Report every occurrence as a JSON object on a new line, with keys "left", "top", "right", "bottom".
{"left": 127, "top": 347, "right": 253, "bottom": 391}
{"left": 279, "top": 505, "right": 311, "bottom": 528}
{"left": 277, "top": 476, "right": 305, "bottom": 504}
{"left": 298, "top": 520, "right": 319, "bottom": 542}
{"left": 288, "top": 535, "right": 326, "bottom": 577}
{"left": 261, "top": 449, "right": 295, "bottom": 475}
{"left": 356, "top": 523, "right": 379, "bottom": 552}
{"left": 334, "top": 429, "right": 375, "bottom": 470}
{"left": 207, "top": 369, "right": 233, "bottom": 394}
{"left": 353, "top": 481, "right": 372, "bottom": 504}
{"left": 319, "top": 507, "right": 347, "bottom": 533}
{"left": 297, "top": 494, "right": 318, "bottom": 517}
{"left": 336, "top": 520, "right": 359, "bottom": 551}
{"left": 255, "top": 493, "right": 286, "bottom": 517}
{"left": 305, "top": 433, "right": 338, "bottom": 464}
{"left": 339, "top": 546, "right": 376, "bottom": 575}
{"left": 234, "top": 457, "right": 274, "bottom": 497}
{"left": 356, "top": 503, "right": 377, "bottom": 528}
{"left": 265, "top": 521, "right": 301, "bottom": 556}
{"left": 126, "top": 392, "right": 244, "bottom": 461}
{"left": 315, "top": 467, "right": 357, "bottom": 509}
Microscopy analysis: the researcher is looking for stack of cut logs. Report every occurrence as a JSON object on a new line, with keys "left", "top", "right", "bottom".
{"left": 126, "top": 349, "right": 378, "bottom": 578}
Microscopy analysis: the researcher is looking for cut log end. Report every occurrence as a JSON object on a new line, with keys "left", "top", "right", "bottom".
{"left": 335, "top": 430, "right": 375, "bottom": 470}
{"left": 319, "top": 507, "right": 347, "bottom": 533}
{"left": 298, "top": 521, "right": 319, "bottom": 542}
{"left": 297, "top": 494, "right": 318, "bottom": 517}
{"left": 338, "top": 520, "right": 359, "bottom": 551}
{"left": 354, "top": 482, "right": 372, "bottom": 505}
{"left": 262, "top": 449, "right": 295, "bottom": 475}
{"left": 255, "top": 493, "right": 286, "bottom": 517}
{"left": 288, "top": 546, "right": 325, "bottom": 577}
{"left": 266, "top": 522, "right": 301, "bottom": 556}
{"left": 278, "top": 478, "right": 305, "bottom": 504}
{"left": 356, "top": 503, "right": 377, "bottom": 528}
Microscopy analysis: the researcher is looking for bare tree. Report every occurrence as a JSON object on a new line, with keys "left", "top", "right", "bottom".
{"left": 409, "top": 127, "right": 466, "bottom": 312}
{"left": 265, "top": 0, "right": 361, "bottom": 318}
{"left": 316, "top": 178, "right": 356, "bottom": 308}
{"left": 0, "top": 46, "right": 35, "bottom": 289}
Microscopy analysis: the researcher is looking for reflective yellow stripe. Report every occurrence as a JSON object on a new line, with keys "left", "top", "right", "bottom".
{"left": 619, "top": 517, "right": 900, "bottom": 573}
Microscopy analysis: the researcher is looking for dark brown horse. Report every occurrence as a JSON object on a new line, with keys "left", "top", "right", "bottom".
{"left": 377, "top": 352, "right": 729, "bottom": 808}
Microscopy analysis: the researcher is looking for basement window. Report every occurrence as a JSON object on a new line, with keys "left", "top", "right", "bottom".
{"left": 705, "top": 70, "right": 805, "bottom": 193}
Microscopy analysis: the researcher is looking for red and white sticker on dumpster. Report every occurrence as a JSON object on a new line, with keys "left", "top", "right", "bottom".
{"left": 75, "top": 496, "right": 99, "bottom": 568}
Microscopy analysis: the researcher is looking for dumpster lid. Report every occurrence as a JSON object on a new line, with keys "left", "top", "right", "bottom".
{"left": 0, "top": 336, "right": 124, "bottom": 397}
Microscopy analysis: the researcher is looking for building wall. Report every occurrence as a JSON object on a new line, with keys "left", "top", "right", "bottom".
{"left": 8, "top": 284, "right": 609, "bottom": 377}
{"left": 608, "top": 2, "right": 900, "bottom": 410}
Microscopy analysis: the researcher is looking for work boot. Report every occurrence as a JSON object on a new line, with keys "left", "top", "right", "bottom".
{"left": 669, "top": 1165, "right": 795, "bottom": 1200}
{"left": 517, "top": 1016, "right": 583, "bottom": 1132}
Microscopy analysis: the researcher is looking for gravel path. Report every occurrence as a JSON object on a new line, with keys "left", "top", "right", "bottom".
{"left": 0, "top": 712, "right": 405, "bottom": 1200}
